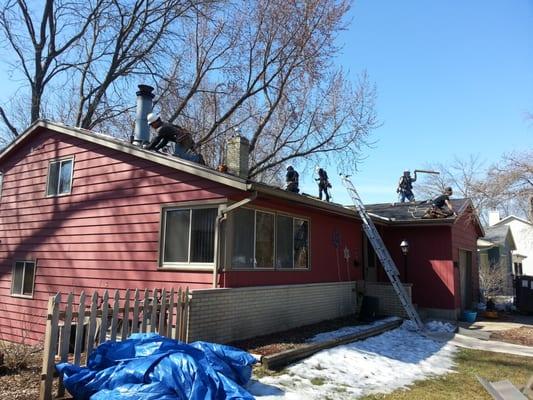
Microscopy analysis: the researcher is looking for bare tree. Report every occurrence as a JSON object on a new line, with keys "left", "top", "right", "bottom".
{"left": 0, "top": 0, "right": 105, "bottom": 135}
{"left": 418, "top": 151, "right": 532, "bottom": 225}
{"left": 478, "top": 260, "right": 509, "bottom": 301}
{"left": 0, "top": 0, "right": 379, "bottom": 179}
{"left": 0, "top": 0, "right": 206, "bottom": 136}
{"left": 156, "top": 0, "right": 379, "bottom": 178}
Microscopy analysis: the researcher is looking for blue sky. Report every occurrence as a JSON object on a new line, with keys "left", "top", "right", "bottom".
{"left": 300, "top": 0, "right": 533, "bottom": 204}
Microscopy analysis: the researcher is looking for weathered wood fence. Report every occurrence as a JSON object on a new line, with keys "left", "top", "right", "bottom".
{"left": 39, "top": 288, "right": 190, "bottom": 400}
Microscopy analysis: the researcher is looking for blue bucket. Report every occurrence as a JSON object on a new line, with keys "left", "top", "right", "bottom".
{"left": 463, "top": 310, "right": 477, "bottom": 323}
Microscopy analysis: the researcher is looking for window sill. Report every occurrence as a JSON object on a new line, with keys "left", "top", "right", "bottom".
{"left": 224, "top": 267, "right": 310, "bottom": 272}
{"left": 158, "top": 264, "right": 214, "bottom": 272}
{"left": 11, "top": 294, "right": 34, "bottom": 299}
{"left": 45, "top": 192, "right": 72, "bottom": 198}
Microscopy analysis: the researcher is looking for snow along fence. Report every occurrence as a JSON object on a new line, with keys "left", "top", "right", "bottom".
{"left": 40, "top": 288, "right": 190, "bottom": 400}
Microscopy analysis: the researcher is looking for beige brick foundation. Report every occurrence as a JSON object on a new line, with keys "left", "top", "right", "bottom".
{"left": 187, "top": 281, "right": 357, "bottom": 343}
{"left": 357, "top": 281, "right": 412, "bottom": 318}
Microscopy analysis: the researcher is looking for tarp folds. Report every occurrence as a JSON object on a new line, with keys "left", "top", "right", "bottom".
{"left": 56, "top": 333, "right": 257, "bottom": 400}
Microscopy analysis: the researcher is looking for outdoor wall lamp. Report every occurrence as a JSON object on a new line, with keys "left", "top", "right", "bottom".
{"left": 400, "top": 240, "right": 409, "bottom": 283}
{"left": 400, "top": 240, "right": 409, "bottom": 255}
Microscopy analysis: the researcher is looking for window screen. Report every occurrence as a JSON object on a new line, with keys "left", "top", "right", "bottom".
{"left": 47, "top": 159, "right": 73, "bottom": 196}
{"left": 11, "top": 261, "right": 35, "bottom": 296}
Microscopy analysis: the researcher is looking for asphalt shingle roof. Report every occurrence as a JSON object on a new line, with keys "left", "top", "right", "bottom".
{"left": 363, "top": 198, "right": 469, "bottom": 221}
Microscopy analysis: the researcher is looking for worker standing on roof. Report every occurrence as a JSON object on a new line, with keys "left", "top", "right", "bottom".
{"left": 146, "top": 113, "right": 204, "bottom": 164}
{"left": 397, "top": 170, "right": 417, "bottom": 202}
{"left": 424, "top": 187, "right": 457, "bottom": 218}
{"left": 315, "top": 167, "right": 331, "bottom": 202}
{"left": 285, "top": 166, "right": 299, "bottom": 193}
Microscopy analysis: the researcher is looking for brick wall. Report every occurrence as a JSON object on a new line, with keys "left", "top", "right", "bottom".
{"left": 357, "top": 281, "right": 412, "bottom": 318}
{"left": 187, "top": 282, "right": 357, "bottom": 343}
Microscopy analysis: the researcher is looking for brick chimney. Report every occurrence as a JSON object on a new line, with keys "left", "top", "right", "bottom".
{"left": 488, "top": 209, "right": 500, "bottom": 226}
{"left": 226, "top": 135, "right": 249, "bottom": 179}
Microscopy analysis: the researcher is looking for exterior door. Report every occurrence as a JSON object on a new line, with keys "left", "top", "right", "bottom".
{"left": 459, "top": 250, "right": 473, "bottom": 310}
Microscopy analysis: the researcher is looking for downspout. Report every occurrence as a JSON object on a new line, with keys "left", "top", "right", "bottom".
{"left": 213, "top": 191, "right": 258, "bottom": 288}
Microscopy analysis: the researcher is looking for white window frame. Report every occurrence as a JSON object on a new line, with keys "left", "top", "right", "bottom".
{"left": 11, "top": 260, "right": 36, "bottom": 298}
{"left": 45, "top": 157, "right": 74, "bottom": 197}
{"left": 159, "top": 202, "right": 223, "bottom": 271}
{"left": 227, "top": 207, "right": 310, "bottom": 271}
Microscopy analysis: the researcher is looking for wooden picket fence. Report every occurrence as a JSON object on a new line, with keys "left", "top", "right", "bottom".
{"left": 39, "top": 288, "right": 191, "bottom": 400}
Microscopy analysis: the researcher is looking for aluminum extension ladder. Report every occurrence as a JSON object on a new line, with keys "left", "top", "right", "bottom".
{"left": 341, "top": 174, "right": 425, "bottom": 331}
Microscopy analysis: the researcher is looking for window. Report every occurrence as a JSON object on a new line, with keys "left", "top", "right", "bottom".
{"left": 46, "top": 158, "right": 73, "bottom": 196}
{"left": 230, "top": 209, "right": 309, "bottom": 269}
{"left": 11, "top": 261, "right": 36, "bottom": 297}
{"left": 161, "top": 207, "right": 217, "bottom": 266}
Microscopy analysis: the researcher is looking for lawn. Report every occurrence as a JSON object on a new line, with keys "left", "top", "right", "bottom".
{"left": 360, "top": 348, "right": 533, "bottom": 400}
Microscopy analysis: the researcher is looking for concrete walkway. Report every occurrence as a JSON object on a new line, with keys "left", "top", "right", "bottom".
{"left": 449, "top": 333, "right": 533, "bottom": 358}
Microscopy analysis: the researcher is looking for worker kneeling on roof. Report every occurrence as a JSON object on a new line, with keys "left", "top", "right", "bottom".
{"left": 146, "top": 113, "right": 204, "bottom": 164}
{"left": 424, "top": 187, "right": 457, "bottom": 218}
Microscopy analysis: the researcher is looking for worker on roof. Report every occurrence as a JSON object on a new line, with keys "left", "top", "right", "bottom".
{"left": 423, "top": 187, "right": 457, "bottom": 218}
{"left": 315, "top": 167, "right": 331, "bottom": 202}
{"left": 397, "top": 170, "right": 417, "bottom": 203}
{"left": 146, "top": 113, "right": 204, "bottom": 164}
{"left": 285, "top": 166, "right": 299, "bottom": 193}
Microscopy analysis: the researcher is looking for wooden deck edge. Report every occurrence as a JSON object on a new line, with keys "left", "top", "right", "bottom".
{"left": 262, "top": 317, "right": 403, "bottom": 370}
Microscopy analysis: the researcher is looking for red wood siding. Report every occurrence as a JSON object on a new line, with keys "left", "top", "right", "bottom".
{"left": 451, "top": 211, "right": 481, "bottom": 307}
{"left": 381, "top": 225, "right": 456, "bottom": 310}
{"left": 0, "top": 130, "right": 240, "bottom": 344}
{"left": 220, "top": 196, "right": 364, "bottom": 287}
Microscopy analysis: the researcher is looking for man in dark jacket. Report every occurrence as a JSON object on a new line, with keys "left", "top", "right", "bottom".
{"left": 397, "top": 170, "right": 417, "bottom": 202}
{"left": 315, "top": 167, "right": 331, "bottom": 202}
{"left": 285, "top": 166, "right": 299, "bottom": 193}
{"left": 146, "top": 113, "right": 204, "bottom": 164}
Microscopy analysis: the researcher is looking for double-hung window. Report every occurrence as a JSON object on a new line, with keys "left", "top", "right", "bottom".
{"left": 46, "top": 158, "right": 74, "bottom": 196}
{"left": 11, "top": 261, "right": 36, "bottom": 297}
{"left": 229, "top": 209, "right": 309, "bottom": 269}
{"left": 161, "top": 206, "right": 218, "bottom": 267}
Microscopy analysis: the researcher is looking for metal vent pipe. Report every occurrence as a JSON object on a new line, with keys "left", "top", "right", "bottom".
{"left": 133, "top": 84, "right": 155, "bottom": 145}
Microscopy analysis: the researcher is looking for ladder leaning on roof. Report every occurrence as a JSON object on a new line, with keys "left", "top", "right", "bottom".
{"left": 340, "top": 174, "right": 425, "bottom": 331}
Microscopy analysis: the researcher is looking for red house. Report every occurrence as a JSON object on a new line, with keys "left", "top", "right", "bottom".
{"left": 0, "top": 120, "right": 482, "bottom": 345}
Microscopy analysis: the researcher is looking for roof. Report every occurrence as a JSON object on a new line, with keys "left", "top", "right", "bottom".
{"left": 492, "top": 215, "right": 533, "bottom": 227}
{"left": 0, "top": 120, "right": 360, "bottom": 220}
{"left": 482, "top": 225, "right": 516, "bottom": 249}
{"left": 363, "top": 199, "right": 470, "bottom": 222}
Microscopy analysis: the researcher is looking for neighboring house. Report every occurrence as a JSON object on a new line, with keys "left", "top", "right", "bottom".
{"left": 477, "top": 225, "right": 517, "bottom": 297}
{"left": 364, "top": 201, "right": 484, "bottom": 320}
{"left": 0, "top": 119, "right": 483, "bottom": 346}
{"left": 489, "top": 211, "right": 532, "bottom": 276}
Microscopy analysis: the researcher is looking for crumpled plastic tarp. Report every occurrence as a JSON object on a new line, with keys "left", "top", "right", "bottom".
{"left": 55, "top": 333, "right": 258, "bottom": 400}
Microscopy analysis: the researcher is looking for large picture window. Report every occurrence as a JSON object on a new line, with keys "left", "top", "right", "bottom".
{"left": 11, "top": 261, "right": 36, "bottom": 297}
{"left": 162, "top": 207, "right": 217, "bottom": 266}
{"left": 230, "top": 209, "right": 309, "bottom": 269}
{"left": 46, "top": 158, "right": 73, "bottom": 196}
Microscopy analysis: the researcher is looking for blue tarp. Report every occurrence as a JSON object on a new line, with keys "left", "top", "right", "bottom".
{"left": 56, "top": 333, "right": 258, "bottom": 400}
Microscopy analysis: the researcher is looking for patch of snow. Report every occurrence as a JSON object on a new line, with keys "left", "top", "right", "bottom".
{"left": 307, "top": 317, "right": 399, "bottom": 343}
{"left": 248, "top": 321, "right": 457, "bottom": 399}
{"left": 425, "top": 320, "right": 456, "bottom": 333}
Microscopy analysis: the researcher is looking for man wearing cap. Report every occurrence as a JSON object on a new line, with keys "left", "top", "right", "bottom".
{"left": 146, "top": 113, "right": 204, "bottom": 164}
